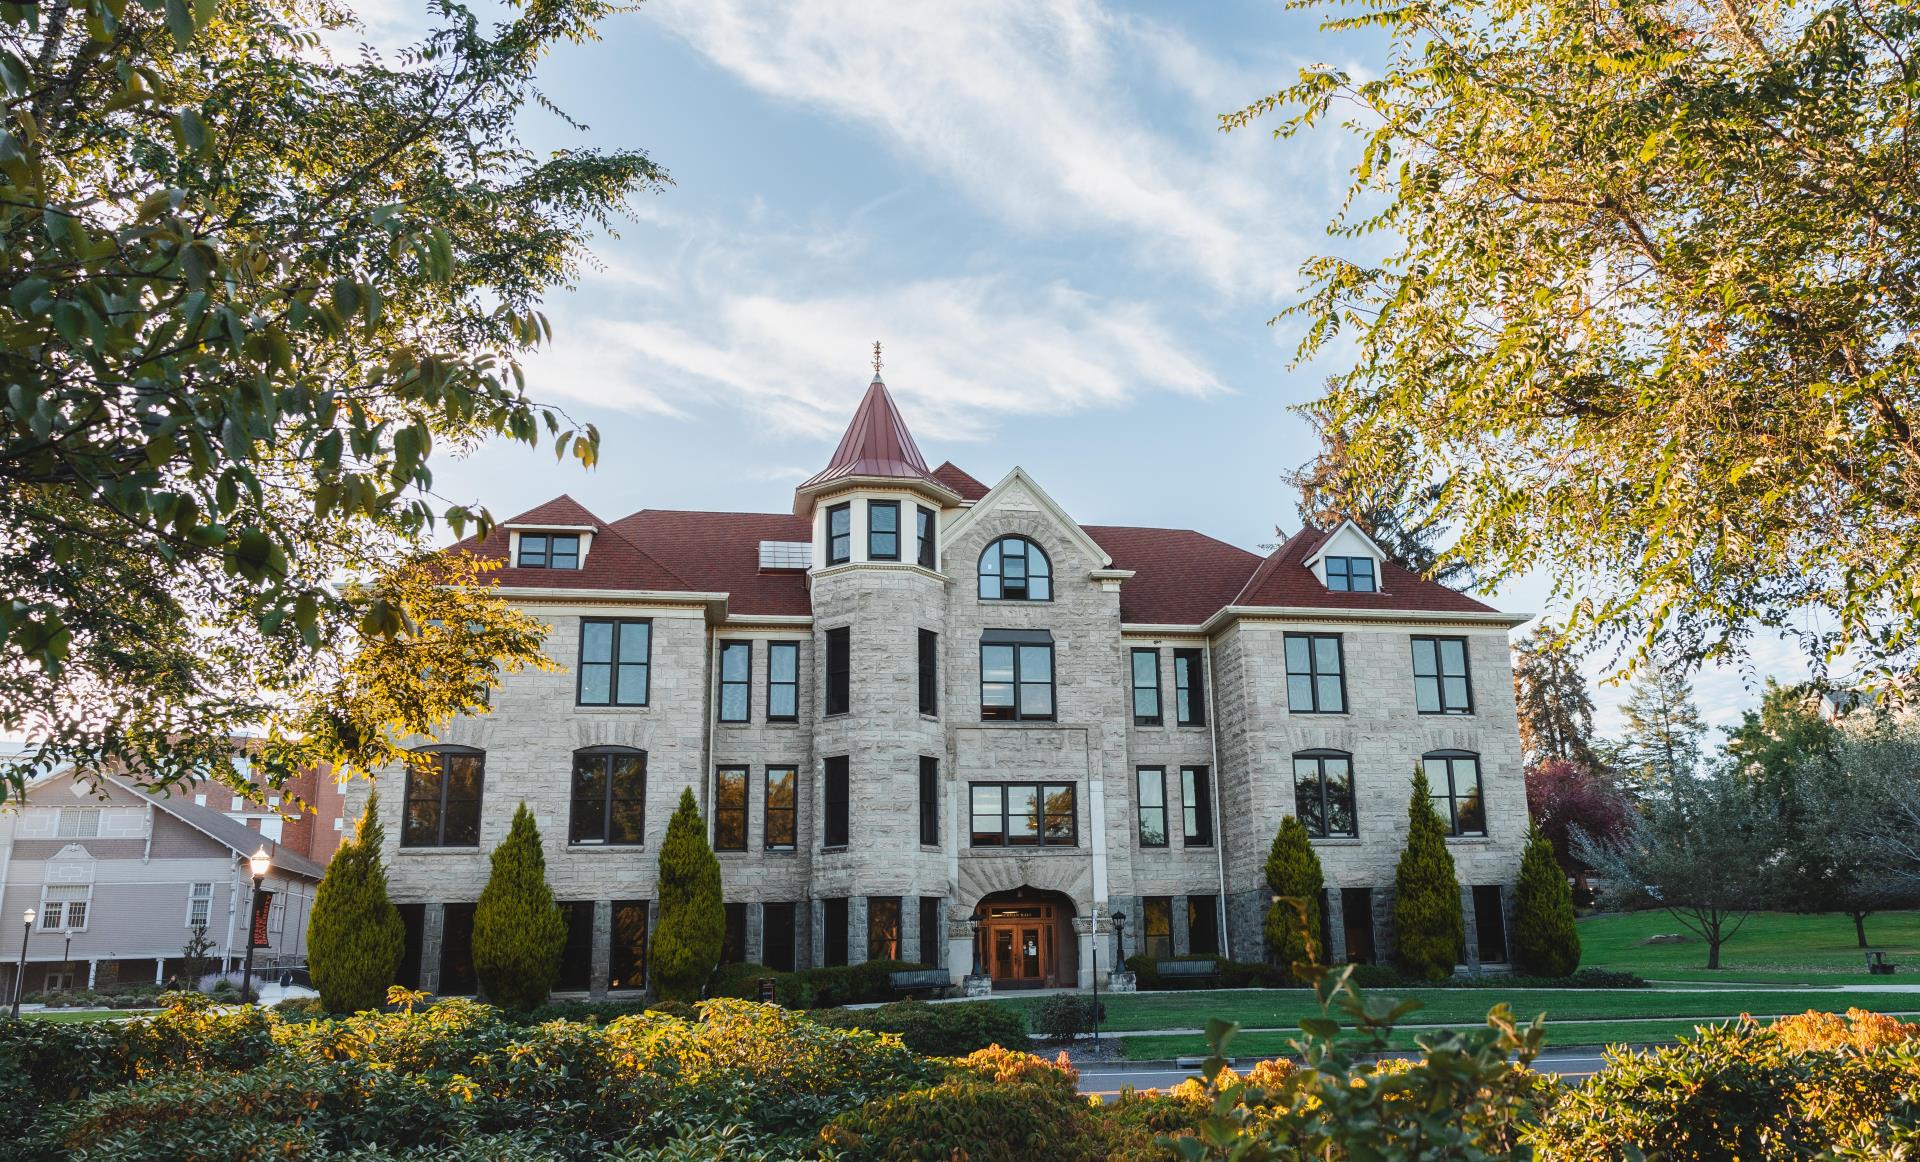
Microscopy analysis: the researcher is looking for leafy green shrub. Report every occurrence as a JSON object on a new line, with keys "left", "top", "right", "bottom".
{"left": 709, "top": 958, "right": 932, "bottom": 1009}
{"left": 707, "top": 961, "right": 779, "bottom": 1000}
{"left": 647, "top": 999, "right": 699, "bottom": 1021}
{"left": 653, "top": 788, "right": 725, "bottom": 1002}
{"left": 275, "top": 995, "right": 328, "bottom": 1020}
{"left": 1393, "top": 766, "right": 1465, "bottom": 981}
{"left": 514, "top": 997, "right": 655, "bottom": 1025}
{"left": 810, "top": 1000, "right": 1028, "bottom": 1056}
{"left": 308, "top": 791, "right": 406, "bottom": 1014}
{"left": 472, "top": 802, "right": 566, "bottom": 1011}
{"left": 1028, "top": 993, "right": 1104, "bottom": 1042}
{"left": 1511, "top": 824, "right": 1580, "bottom": 976}
{"left": 1265, "top": 815, "right": 1325, "bottom": 974}
{"left": 1124, "top": 954, "right": 1301, "bottom": 990}
{"left": 823, "top": 1047, "right": 1094, "bottom": 1160}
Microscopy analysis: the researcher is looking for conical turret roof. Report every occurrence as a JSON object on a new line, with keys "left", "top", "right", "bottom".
{"left": 796, "top": 376, "right": 940, "bottom": 492}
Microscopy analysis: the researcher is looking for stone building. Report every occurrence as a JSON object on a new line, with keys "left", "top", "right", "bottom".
{"left": 350, "top": 369, "right": 1530, "bottom": 995}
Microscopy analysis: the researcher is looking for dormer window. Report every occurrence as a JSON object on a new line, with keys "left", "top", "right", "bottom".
{"left": 1325, "top": 556, "right": 1376, "bottom": 592}
{"left": 518, "top": 533, "right": 580, "bottom": 570}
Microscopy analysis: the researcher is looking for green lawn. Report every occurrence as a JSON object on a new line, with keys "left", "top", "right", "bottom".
{"left": 1576, "top": 909, "right": 1920, "bottom": 985}
{"left": 1117, "top": 1017, "right": 1763, "bottom": 1061}
{"left": 22, "top": 1009, "right": 141, "bottom": 1023}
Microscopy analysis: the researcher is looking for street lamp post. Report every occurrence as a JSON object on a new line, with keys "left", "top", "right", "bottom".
{"left": 966, "top": 914, "right": 982, "bottom": 977}
{"left": 241, "top": 847, "right": 271, "bottom": 1005}
{"left": 10, "top": 907, "right": 34, "bottom": 1019}
{"left": 1099, "top": 910, "right": 1127, "bottom": 1048}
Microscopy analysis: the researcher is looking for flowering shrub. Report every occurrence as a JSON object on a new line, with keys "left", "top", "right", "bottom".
{"left": 1772, "top": 1007, "right": 1920, "bottom": 1053}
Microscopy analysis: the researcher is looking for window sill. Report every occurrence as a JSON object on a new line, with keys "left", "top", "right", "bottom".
{"left": 715, "top": 850, "right": 750, "bottom": 857}
{"left": 966, "top": 845, "right": 1081, "bottom": 853}
{"left": 762, "top": 848, "right": 799, "bottom": 856}
{"left": 567, "top": 844, "right": 647, "bottom": 853}
{"left": 1446, "top": 836, "right": 1493, "bottom": 844}
{"left": 573, "top": 705, "right": 653, "bottom": 713}
{"left": 1417, "top": 712, "right": 1477, "bottom": 718}
{"left": 820, "top": 845, "right": 848, "bottom": 855}
{"left": 1309, "top": 838, "right": 1364, "bottom": 846}
{"left": 717, "top": 720, "right": 752, "bottom": 728}
{"left": 765, "top": 719, "right": 802, "bottom": 727}
{"left": 396, "top": 847, "right": 482, "bottom": 855}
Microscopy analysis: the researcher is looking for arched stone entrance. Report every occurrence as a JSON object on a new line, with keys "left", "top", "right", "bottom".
{"left": 970, "top": 887, "right": 1078, "bottom": 990}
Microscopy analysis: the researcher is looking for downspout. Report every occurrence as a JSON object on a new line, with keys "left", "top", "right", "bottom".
{"left": 1203, "top": 643, "right": 1229, "bottom": 961}
{"left": 702, "top": 624, "right": 716, "bottom": 821}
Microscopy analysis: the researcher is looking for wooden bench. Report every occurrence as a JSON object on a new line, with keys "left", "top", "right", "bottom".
{"left": 1155, "top": 960, "right": 1221, "bottom": 988}
{"left": 888, "top": 969, "right": 953, "bottom": 998}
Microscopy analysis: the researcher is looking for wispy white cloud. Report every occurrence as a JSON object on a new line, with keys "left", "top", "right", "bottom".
{"left": 650, "top": 0, "right": 1308, "bottom": 298}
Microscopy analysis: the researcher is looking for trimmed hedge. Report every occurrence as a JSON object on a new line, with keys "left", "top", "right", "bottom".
{"left": 708, "top": 958, "right": 933, "bottom": 1009}
{"left": 809, "top": 1000, "right": 1029, "bottom": 1057}
{"left": 1121, "top": 956, "right": 1645, "bottom": 991}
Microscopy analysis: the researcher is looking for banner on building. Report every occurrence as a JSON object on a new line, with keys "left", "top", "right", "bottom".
{"left": 250, "top": 889, "right": 275, "bottom": 949}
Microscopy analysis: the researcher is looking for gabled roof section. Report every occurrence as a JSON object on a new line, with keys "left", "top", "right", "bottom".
{"left": 1084, "top": 526, "right": 1263, "bottom": 624}
{"left": 797, "top": 378, "right": 939, "bottom": 493}
{"left": 931, "top": 461, "right": 991, "bottom": 502}
{"left": 107, "top": 775, "right": 325, "bottom": 879}
{"left": 1233, "top": 527, "right": 1500, "bottom": 615}
{"left": 456, "top": 495, "right": 696, "bottom": 594}
{"left": 943, "top": 468, "right": 1115, "bottom": 570}
{"left": 613, "top": 510, "right": 813, "bottom": 617}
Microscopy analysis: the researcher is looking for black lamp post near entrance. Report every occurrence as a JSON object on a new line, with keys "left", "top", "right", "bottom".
{"left": 967, "top": 913, "right": 982, "bottom": 977}
{"left": 10, "top": 907, "right": 34, "bottom": 1019}
{"left": 240, "top": 847, "right": 271, "bottom": 1004}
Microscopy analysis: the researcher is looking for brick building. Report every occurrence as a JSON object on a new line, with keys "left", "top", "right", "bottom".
{"left": 350, "top": 368, "right": 1530, "bottom": 996}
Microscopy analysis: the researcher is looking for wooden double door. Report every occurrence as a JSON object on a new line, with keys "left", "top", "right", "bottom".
{"left": 980, "top": 902, "right": 1059, "bottom": 988}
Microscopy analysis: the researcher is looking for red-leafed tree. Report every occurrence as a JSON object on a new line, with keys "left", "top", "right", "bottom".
{"left": 1525, "top": 760, "right": 1635, "bottom": 898}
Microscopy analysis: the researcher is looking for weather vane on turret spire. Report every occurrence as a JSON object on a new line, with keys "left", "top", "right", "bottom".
{"left": 872, "top": 339, "right": 883, "bottom": 379}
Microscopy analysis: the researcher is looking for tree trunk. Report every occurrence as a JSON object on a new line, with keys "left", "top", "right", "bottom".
{"left": 1854, "top": 911, "right": 1870, "bottom": 949}
{"left": 1706, "top": 930, "right": 1722, "bottom": 970}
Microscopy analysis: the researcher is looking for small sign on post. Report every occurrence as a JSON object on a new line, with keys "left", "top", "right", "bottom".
{"left": 757, "top": 977, "right": 777, "bottom": 1004}
{"left": 249, "top": 890, "right": 275, "bottom": 949}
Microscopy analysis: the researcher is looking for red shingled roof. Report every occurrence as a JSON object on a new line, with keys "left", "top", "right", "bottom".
{"left": 796, "top": 379, "right": 939, "bottom": 493}
{"left": 1084, "top": 526, "right": 1263, "bottom": 625}
{"left": 458, "top": 495, "right": 694, "bottom": 592}
{"left": 612, "top": 509, "right": 813, "bottom": 617}
{"left": 1231, "top": 527, "right": 1499, "bottom": 615}
{"left": 931, "top": 461, "right": 990, "bottom": 501}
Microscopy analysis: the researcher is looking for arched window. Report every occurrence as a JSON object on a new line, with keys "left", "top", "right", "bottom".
{"left": 569, "top": 746, "right": 647, "bottom": 846}
{"left": 1423, "top": 751, "right": 1486, "bottom": 837}
{"left": 978, "top": 536, "right": 1052, "bottom": 601}
{"left": 1293, "top": 750, "right": 1357, "bottom": 839}
{"left": 402, "top": 745, "right": 484, "bottom": 848}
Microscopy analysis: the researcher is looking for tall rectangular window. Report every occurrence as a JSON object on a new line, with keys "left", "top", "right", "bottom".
{"left": 918, "top": 629, "right": 939, "bottom": 716}
{"left": 1426, "top": 753, "right": 1487, "bottom": 837}
{"left": 1188, "top": 894, "right": 1220, "bottom": 956}
{"left": 823, "top": 755, "right": 850, "bottom": 848}
{"left": 826, "top": 503, "right": 851, "bottom": 565}
{"left": 868, "top": 896, "right": 902, "bottom": 961}
{"left": 1284, "top": 633, "right": 1346, "bottom": 713}
{"left": 762, "top": 902, "right": 797, "bottom": 972}
{"left": 969, "top": 783, "right": 1076, "bottom": 846}
{"left": 722, "top": 902, "right": 748, "bottom": 964}
{"left": 919, "top": 896, "right": 943, "bottom": 966}
{"left": 764, "top": 766, "right": 797, "bottom": 850}
{"left": 714, "top": 766, "right": 748, "bottom": 851}
{"left": 402, "top": 748, "right": 484, "bottom": 848}
{"left": 1411, "top": 636, "right": 1474, "bottom": 715}
{"left": 767, "top": 642, "right": 799, "bottom": 722}
{"left": 1173, "top": 648, "right": 1205, "bottom": 726}
{"left": 1131, "top": 648, "right": 1162, "bottom": 725}
{"left": 186, "top": 882, "right": 213, "bottom": 928}
{"left": 718, "top": 641, "right": 751, "bottom": 722}
{"left": 579, "top": 618, "right": 651, "bottom": 706}
{"left": 823, "top": 897, "right": 849, "bottom": 967}
{"left": 1136, "top": 767, "right": 1168, "bottom": 847}
{"left": 868, "top": 500, "right": 900, "bottom": 561}
{"left": 919, "top": 756, "right": 940, "bottom": 846}
{"left": 980, "top": 631, "right": 1054, "bottom": 721}
{"left": 1142, "top": 897, "right": 1173, "bottom": 960}
{"left": 570, "top": 748, "right": 647, "bottom": 846}
{"left": 1180, "top": 765, "right": 1212, "bottom": 847}
{"left": 1325, "top": 556, "right": 1376, "bottom": 592}
{"left": 557, "top": 902, "right": 595, "bottom": 991}
{"left": 824, "top": 627, "right": 851, "bottom": 716}
{"left": 1294, "top": 751, "right": 1358, "bottom": 838}
{"left": 610, "top": 901, "right": 648, "bottom": 991}
{"left": 915, "top": 506, "right": 936, "bottom": 568}
{"left": 516, "top": 532, "right": 580, "bottom": 569}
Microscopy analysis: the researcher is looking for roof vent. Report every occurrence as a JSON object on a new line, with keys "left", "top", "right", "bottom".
{"left": 758, "top": 541, "right": 812, "bottom": 570}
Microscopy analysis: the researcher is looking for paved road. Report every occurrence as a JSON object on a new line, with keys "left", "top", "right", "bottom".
{"left": 1077, "top": 1048, "right": 1616, "bottom": 1100}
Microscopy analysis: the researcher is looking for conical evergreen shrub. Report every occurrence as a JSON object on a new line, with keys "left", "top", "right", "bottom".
{"left": 308, "top": 791, "right": 406, "bottom": 1014}
{"left": 1264, "top": 816, "right": 1325, "bottom": 977}
{"left": 472, "top": 802, "right": 565, "bottom": 1010}
{"left": 1393, "top": 767, "right": 1465, "bottom": 982}
{"left": 1511, "top": 823, "right": 1581, "bottom": 976}
{"left": 653, "top": 787, "right": 724, "bottom": 1001}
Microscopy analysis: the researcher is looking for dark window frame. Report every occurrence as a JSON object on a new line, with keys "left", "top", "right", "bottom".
{"left": 568, "top": 746, "right": 647, "bottom": 847}
{"left": 714, "top": 765, "right": 749, "bottom": 852}
{"left": 823, "top": 897, "right": 850, "bottom": 967}
{"left": 1284, "top": 632, "right": 1347, "bottom": 714}
{"left": 915, "top": 506, "right": 937, "bottom": 569}
{"left": 767, "top": 641, "right": 800, "bottom": 722}
{"left": 918, "top": 629, "right": 939, "bottom": 716}
{"left": 401, "top": 746, "right": 484, "bottom": 848}
{"left": 762, "top": 902, "right": 797, "bottom": 972}
{"left": 1187, "top": 894, "right": 1221, "bottom": 956}
{"left": 718, "top": 640, "right": 752, "bottom": 723}
{"left": 1173, "top": 648, "right": 1206, "bottom": 726}
{"left": 919, "top": 896, "right": 944, "bottom": 967}
{"left": 1325, "top": 555, "right": 1377, "bottom": 592}
{"left": 1411, "top": 635, "right": 1475, "bottom": 715}
{"left": 1135, "top": 766, "right": 1169, "bottom": 848}
{"left": 918, "top": 756, "right": 940, "bottom": 847}
{"left": 968, "top": 782, "right": 1078, "bottom": 847}
{"left": 1180, "top": 765, "right": 1213, "bottom": 847}
{"left": 1142, "top": 896, "right": 1173, "bottom": 960}
{"left": 867, "top": 500, "right": 901, "bottom": 561}
{"left": 977, "top": 535, "right": 1053, "bottom": 601}
{"left": 1130, "top": 647, "right": 1162, "bottom": 725}
{"left": 823, "top": 755, "right": 850, "bottom": 849}
{"left": 867, "top": 895, "right": 902, "bottom": 961}
{"left": 979, "top": 631, "right": 1055, "bottom": 721}
{"left": 577, "top": 618, "right": 652, "bottom": 707}
{"left": 1294, "top": 749, "right": 1359, "bottom": 839}
{"left": 824, "top": 626, "right": 851, "bottom": 716}
{"left": 516, "top": 532, "right": 580, "bottom": 570}
{"left": 1425, "top": 751, "right": 1488, "bottom": 837}
{"left": 764, "top": 765, "right": 797, "bottom": 851}
{"left": 826, "top": 503, "right": 852, "bottom": 566}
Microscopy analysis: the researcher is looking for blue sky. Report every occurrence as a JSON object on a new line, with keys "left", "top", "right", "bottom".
{"left": 355, "top": 0, "right": 1810, "bottom": 733}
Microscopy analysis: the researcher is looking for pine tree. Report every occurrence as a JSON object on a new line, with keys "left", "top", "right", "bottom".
{"left": 1263, "top": 817, "right": 1326, "bottom": 977}
{"left": 653, "top": 787, "right": 724, "bottom": 1002}
{"left": 472, "top": 802, "right": 565, "bottom": 1011}
{"left": 1614, "top": 657, "right": 1709, "bottom": 796}
{"left": 1510, "top": 824, "right": 1580, "bottom": 977}
{"left": 1393, "top": 767, "right": 1465, "bottom": 982}
{"left": 1286, "top": 411, "right": 1476, "bottom": 586}
{"left": 1511, "top": 630, "right": 1598, "bottom": 768}
{"left": 308, "top": 791, "right": 406, "bottom": 1014}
